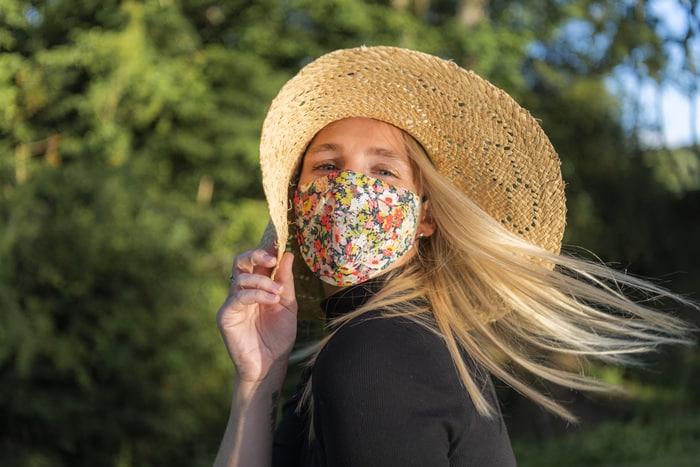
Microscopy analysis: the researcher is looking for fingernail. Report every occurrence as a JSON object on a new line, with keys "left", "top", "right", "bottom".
{"left": 263, "top": 253, "right": 275, "bottom": 261}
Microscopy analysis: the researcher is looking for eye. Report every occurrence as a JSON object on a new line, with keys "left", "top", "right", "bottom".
{"left": 374, "top": 167, "right": 399, "bottom": 178}
{"left": 313, "top": 162, "right": 340, "bottom": 172}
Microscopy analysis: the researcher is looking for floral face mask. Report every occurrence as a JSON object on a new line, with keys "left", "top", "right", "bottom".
{"left": 293, "top": 170, "right": 422, "bottom": 287}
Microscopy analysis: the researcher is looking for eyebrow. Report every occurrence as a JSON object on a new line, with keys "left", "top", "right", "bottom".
{"left": 307, "top": 143, "right": 408, "bottom": 161}
{"left": 370, "top": 147, "right": 406, "bottom": 160}
{"left": 307, "top": 143, "right": 339, "bottom": 154}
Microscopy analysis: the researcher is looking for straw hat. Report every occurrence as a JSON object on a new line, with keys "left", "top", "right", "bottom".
{"left": 258, "top": 46, "right": 566, "bottom": 318}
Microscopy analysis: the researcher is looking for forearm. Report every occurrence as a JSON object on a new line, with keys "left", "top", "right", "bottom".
{"left": 214, "top": 363, "right": 287, "bottom": 467}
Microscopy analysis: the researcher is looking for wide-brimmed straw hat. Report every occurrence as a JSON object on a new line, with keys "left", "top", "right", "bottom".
{"left": 258, "top": 45, "right": 566, "bottom": 318}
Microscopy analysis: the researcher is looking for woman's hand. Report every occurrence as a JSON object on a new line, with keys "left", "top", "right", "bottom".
{"left": 217, "top": 249, "right": 297, "bottom": 383}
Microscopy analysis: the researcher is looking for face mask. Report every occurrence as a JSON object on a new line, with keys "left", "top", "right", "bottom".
{"left": 293, "top": 170, "right": 422, "bottom": 287}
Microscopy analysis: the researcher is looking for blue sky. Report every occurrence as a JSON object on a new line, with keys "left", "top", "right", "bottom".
{"left": 619, "top": 0, "right": 699, "bottom": 148}
{"left": 642, "top": 82, "right": 699, "bottom": 148}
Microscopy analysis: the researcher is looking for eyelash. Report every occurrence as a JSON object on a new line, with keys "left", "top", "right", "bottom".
{"left": 375, "top": 168, "right": 399, "bottom": 178}
{"left": 313, "top": 163, "right": 339, "bottom": 172}
{"left": 312, "top": 163, "right": 399, "bottom": 178}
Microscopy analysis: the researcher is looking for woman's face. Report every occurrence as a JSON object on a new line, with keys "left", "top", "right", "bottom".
{"left": 298, "top": 117, "right": 420, "bottom": 193}
{"left": 298, "top": 117, "right": 435, "bottom": 240}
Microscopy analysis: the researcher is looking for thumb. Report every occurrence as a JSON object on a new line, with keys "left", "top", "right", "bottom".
{"left": 275, "top": 252, "right": 297, "bottom": 305}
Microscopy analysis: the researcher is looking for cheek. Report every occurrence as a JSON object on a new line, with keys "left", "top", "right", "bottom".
{"left": 297, "top": 163, "right": 311, "bottom": 185}
{"left": 298, "top": 173, "right": 314, "bottom": 186}
{"left": 297, "top": 160, "right": 322, "bottom": 186}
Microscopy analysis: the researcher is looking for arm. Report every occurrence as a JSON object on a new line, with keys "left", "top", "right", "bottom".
{"left": 213, "top": 362, "right": 286, "bottom": 467}
{"left": 214, "top": 250, "right": 297, "bottom": 467}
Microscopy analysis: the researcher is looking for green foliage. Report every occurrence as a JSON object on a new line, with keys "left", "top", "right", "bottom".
{"left": 644, "top": 147, "right": 700, "bottom": 196}
{"left": 515, "top": 412, "right": 700, "bottom": 467}
{"left": 1, "top": 0, "right": 698, "bottom": 465}
{"left": 1, "top": 163, "right": 228, "bottom": 465}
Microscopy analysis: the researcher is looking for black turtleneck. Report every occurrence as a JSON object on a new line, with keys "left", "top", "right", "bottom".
{"left": 272, "top": 279, "right": 516, "bottom": 467}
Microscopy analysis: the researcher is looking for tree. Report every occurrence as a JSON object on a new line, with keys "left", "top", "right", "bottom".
{"left": 0, "top": 1, "right": 269, "bottom": 464}
{"left": 1, "top": 0, "right": 698, "bottom": 465}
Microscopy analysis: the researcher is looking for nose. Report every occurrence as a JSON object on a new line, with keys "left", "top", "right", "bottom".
{"left": 341, "top": 154, "right": 367, "bottom": 176}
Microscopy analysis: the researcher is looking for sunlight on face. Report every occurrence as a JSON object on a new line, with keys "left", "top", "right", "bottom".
{"left": 298, "top": 117, "right": 419, "bottom": 193}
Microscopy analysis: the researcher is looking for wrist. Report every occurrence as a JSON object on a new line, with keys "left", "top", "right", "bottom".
{"left": 217, "top": 361, "right": 286, "bottom": 467}
{"left": 235, "top": 359, "right": 288, "bottom": 395}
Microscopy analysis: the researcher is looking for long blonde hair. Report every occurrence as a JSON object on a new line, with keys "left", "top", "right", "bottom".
{"left": 300, "top": 131, "right": 695, "bottom": 423}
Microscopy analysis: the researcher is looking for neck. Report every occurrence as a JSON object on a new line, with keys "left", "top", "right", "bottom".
{"left": 322, "top": 282, "right": 343, "bottom": 298}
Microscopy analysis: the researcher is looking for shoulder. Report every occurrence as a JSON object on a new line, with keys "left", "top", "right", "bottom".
{"left": 309, "top": 310, "right": 515, "bottom": 466}
{"left": 313, "top": 310, "right": 470, "bottom": 414}
{"left": 317, "top": 311, "right": 453, "bottom": 377}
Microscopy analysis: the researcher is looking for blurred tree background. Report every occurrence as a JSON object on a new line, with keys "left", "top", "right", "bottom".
{"left": 0, "top": 0, "right": 698, "bottom": 465}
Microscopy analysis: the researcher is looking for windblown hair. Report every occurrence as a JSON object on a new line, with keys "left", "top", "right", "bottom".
{"left": 300, "top": 131, "right": 695, "bottom": 423}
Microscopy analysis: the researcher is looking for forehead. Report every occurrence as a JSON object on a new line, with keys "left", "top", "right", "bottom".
{"left": 307, "top": 118, "right": 408, "bottom": 153}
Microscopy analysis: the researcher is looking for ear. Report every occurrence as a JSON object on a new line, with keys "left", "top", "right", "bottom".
{"left": 416, "top": 200, "right": 436, "bottom": 238}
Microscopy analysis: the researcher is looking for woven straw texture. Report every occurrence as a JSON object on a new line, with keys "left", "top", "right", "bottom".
{"left": 258, "top": 46, "right": 566, "bottom": 317}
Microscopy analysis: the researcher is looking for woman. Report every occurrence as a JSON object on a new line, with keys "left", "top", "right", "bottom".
{"left": 214, "top": 46, "right": 693, "bottom": 467}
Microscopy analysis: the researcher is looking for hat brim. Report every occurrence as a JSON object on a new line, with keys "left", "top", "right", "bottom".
{"left": 259, "top": 46, "right": 566, "bottom": 314}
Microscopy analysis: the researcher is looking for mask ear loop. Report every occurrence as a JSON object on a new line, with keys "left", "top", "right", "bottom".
{"left": 416, "top": 194, "right": 436, "bottom": 241}
{"left": 416, "top": 196, "right": 428, "bottom": 241}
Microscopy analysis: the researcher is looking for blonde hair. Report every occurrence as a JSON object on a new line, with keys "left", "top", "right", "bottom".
{"left": 298, "top": 131, "right": 695, "bottom": 423}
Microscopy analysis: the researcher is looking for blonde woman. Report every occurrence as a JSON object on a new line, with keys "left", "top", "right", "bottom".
{"left": 214, "top": 46, "right": 694, "bottom": 467}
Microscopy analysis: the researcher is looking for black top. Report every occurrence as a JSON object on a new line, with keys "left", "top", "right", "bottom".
{"left": 273, "top": 280, "right": 517, "bottom": 467}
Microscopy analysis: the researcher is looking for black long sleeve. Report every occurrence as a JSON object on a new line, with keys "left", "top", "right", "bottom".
{"left": 311, "top": 311, "right": 516, "bottom": 466}
{"left": 273, "top": 281, "right": 516, "bottom": 466}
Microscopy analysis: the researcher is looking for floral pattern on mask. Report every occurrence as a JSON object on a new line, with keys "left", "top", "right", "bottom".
{"left": 294, "top": 170, "right": 422, "bottom": 287}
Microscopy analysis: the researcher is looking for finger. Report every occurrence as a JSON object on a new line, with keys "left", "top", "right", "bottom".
{"left": 275, "top": 252, "right": 297, "bottom": 306}
{"left": 235, "top": 273, "right": 283, "bottom": 295}
{"left": 232, "top": 249, "right": 278, "bottom": 279}
{"left": 217, "top": 285, "right": 281, "bottom": 327}
{"left": 231, "top": 288, "right": 282, "bottom": 308}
